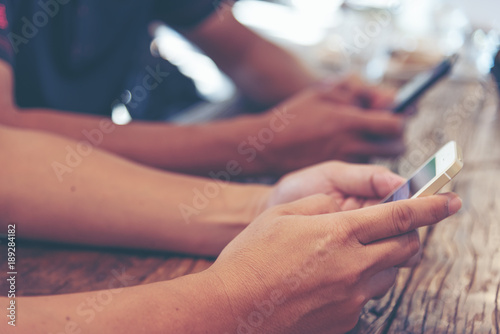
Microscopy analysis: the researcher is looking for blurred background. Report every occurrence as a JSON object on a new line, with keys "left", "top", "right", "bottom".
{"left": 115, "top": 0, "right": 500, "bottom": 124}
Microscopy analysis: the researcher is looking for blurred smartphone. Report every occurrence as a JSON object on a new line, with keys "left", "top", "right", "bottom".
{"left": 381, "top": 141, "right": 463, "bottom": 203}
{"left": 392, "top": 54, "right": 459, "bottom": 113}
{"left": 491, "top": 50, "right": 500, "bottom": 94}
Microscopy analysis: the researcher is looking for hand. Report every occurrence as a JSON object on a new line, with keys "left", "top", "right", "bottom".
{"left": 208, "top": 193, "right": 462, "bottom": 334}
{"left": 267, "top": 161, "right": 405, "bottom": 211}
{"left": 317, "top": 74, "right": 396, "bottom": 109}
{"left": 268, "top": 161, "right": 423, "bottom": 268}
{"left": 256, "top": 87, "right": 405, "bottom": 174}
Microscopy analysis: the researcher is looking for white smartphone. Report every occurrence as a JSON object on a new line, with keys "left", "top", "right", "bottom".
{"left": 381, "top": 141, "right": 463, "bottom": 203}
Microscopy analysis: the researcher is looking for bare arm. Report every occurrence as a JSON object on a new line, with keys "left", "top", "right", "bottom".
{"left": 184, "top": 2, "right": 318, "bottom": 105}
{"left": 0, "top": 125, "right": 269, "bottom": 255}
{"left": 0, "top": 61, "right": 283, "bottom": 175}
{"left": 1, "top": 271, "right": 234, "bottom": 334}
{"left": 1, "top": 61, "right": 404, "bottom": 176}
{"left": 0, "top": 190, "right": 460, "bottom": 333}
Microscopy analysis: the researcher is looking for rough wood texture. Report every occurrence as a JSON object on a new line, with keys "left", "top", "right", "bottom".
{"left": 353, "top": 78, "right": 500, "bottom": 334}
{"left": 0, "top": 78, "right": 499, "bottom": 333}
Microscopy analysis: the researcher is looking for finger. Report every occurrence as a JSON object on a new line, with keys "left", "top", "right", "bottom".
{"left": 397, "top": 246, "right": 423, "bottom": 268}
{"left": 340, "top": 193, "right": 462, "bottom": 244}
{"left": 368, "top": 87, "right": 397, "bottom": 110}
{"left": 343, "top": 138, "right": 406, "bottom": 159}
{"left": 278, "top": 193, "right": 342, "bottom": 216}
{"left": 345, "top": 109, "right": 405, "bottom": 138}
{"left": 317, "top": 83, "right": 357, "bottom": 105}
{"left": 362, "top": 230, "right": 421, "bottom": 272}
{"left": 342, "top": 155, "right": 370, "bottom": 164}
{"left": 405, "top": 104, "right": 418, "bottom": 116}
{"left": 317, "top": 75, "right": 376, "bottom": 107}
{"left": 366, "top": 267, "right": 398, "bottom": 299}
{"left": 350, "top": 85, "right": 395, "bottom": 110}
{"left": 319, "top": 162, "right": 405, "bottom": 199}
{"left": 338, "top": 76, "right": 395, "bottom": 109}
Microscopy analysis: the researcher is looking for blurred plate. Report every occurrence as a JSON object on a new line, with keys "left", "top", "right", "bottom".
{"left": 385, "top": 50, "right": 444, "bottom": 81}
{"left": 343, "top": 0, "right": 401, "bottom": 10}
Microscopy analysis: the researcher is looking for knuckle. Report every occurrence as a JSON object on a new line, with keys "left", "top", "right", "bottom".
{"left": 406, "top": 230, "right": 421, "bottom": 255}
{"left": 315, "top": 194, "right": 339, "bottom": 214}
{"left": 268, "top": 204, "right": 285, "bottom": 217}
{"left": 335, "top": 218, "right": 359, "bottom": 245}
{"left": 269, "top": 203, "right": 296, "bottom": 217}
{"left": 342, "top": 268, "right": 363, "bottom": 289}
{"left": 391, "top": 204, "right": 416, "bottom": 235}
{"left": 315, "top": 193, "right": 335, "bottom": 203}
{"left": 430, "top": 200, "right": 448, "bottom": 222}
{"left": 352, "top": 291, "right": 369, "bottom": 308}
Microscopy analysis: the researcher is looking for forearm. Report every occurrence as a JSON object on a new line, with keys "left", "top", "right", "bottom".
{"left": 185, "top": 4, "right": 317, "bottom": 106}
{"left": 1, "top": 271, "right": 238, "bottom": 333}
{"left": 0, "top": 59, "right": 276, "bottom": 175}
{"left": 228, "top": 35, "right": 318, "bottom": 105}
{"left": 7, "top": 105, "right": 276, "bottom": 175}
{"left": 0, "top": 126, "right": 270, "bottom": 255}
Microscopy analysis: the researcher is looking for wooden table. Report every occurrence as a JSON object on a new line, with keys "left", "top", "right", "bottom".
{"left": 1, "top": 78, "right": 499, "bottom": 333}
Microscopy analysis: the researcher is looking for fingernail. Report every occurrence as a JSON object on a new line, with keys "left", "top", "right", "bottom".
{"left": 445, "top": 193, "right": 462, "bottom": 215}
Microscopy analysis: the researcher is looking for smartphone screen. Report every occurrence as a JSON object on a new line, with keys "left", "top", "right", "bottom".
{"left": 382, "top": 158, "right": 437, "bottom": 203}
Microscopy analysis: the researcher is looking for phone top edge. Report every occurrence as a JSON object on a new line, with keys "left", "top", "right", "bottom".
{"left": 413, "top": 141, "right": 463, "bottom": 198}
{"left": 445, "top": 145, "right": 464, "bottom": 179}
{"left": 380, "top": 141, "right": 463, "bottom": 203}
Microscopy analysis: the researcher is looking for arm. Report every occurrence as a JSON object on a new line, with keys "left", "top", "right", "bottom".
{"left": 183, "top": 2, "right": 318, "bottom": 105}
{"left": 0, "top": 61, "right": 265, "bottom": 175}
{"left": 0, "top": 125, "right": 269, "bottom": 256}
{"left": 1, "top": 271, "right": 234, "bottom": 334}
{"left": 1, "top": 190, "right": 461, "bottom": 333}
{"left": 0, "top": 61, "right": 405, "bottom": 175}
{"left": 0, "top": 122, "right": 409, "bottom": 257}
{"left": 0, "top": 122, "right": 405, "bottom": 257}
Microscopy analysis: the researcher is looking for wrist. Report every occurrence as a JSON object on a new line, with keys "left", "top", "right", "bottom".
{"left": 186, "top": 182, "right": 271, "bottom": 256}
{"left": 219, "top": 182, "right": 272, "bottom": 225}
{"left": 234, "top": 110, "right": 291, "bottom": 175}
{"left": 203, "top": 264, "right": 266, "bottom": 334}
{"left": 190, "top": 268, "right": 251, "bottom": 332}
{"left": 140, "top": 270, "right": 243, "bottom": 333}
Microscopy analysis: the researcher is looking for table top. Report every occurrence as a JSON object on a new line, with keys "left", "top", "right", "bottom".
{"left": 1, "top": 78, "right": 499, "bottom": 333}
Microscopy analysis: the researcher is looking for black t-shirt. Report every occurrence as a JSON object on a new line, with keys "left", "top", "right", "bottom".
{"left": 0, "top": 0, "right": 221, "bottom": 120}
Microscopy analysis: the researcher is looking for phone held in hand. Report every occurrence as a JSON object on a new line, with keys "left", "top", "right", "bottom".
{"left": 392, "top": 54, "right": 459, "bottom": 114}
{"left": 381, "top": 141, "right": 463, "bottom": 203}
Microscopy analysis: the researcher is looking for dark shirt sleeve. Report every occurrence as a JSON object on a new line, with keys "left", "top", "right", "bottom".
{"left": 0, "top": 0, "right": 13, "bottom": 67}
{"left": 154, "top": 0, "right": 223, "bottom": 29}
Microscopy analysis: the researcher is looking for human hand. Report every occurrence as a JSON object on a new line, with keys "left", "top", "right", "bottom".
{"left": 268, "top": 161, "right": 424, "bottom": 268}
{"left": 255, "top": 87, "right": 405, "bottom": 174}
{"left": 208, "top": 193, "right": 462, "bottom": 334}
{"left": 267, "top": 161, "right": 405, "bottom": 211}
{"left": 317, "top": 74, "right": 396, "bottom": 109}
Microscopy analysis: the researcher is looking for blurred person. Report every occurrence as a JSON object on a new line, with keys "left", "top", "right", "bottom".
{"left": 0, "top": 0, "right": 405, "bottom": 176}
{"left": 0, "top": 124, "right": 461, "bottom": 333}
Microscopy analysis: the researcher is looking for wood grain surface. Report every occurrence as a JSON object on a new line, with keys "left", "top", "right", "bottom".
{"left": 0, "top": 78, "right": 499, "bottom": 333}
{"left": 353, "top": 78, "right": 500, "bottom": 334}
